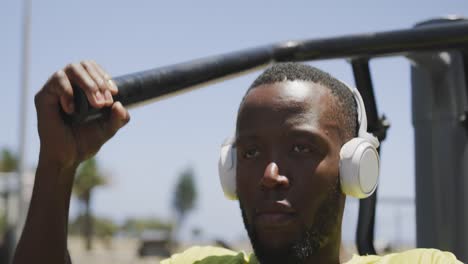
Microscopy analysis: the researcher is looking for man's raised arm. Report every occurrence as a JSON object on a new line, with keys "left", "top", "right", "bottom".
{"left": 13, "top": 61, "right": 130, "bottom": 264}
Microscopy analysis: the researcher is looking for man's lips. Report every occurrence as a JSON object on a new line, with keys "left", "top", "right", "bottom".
{"left": 254, "top": 201, "right": 297, "bottom": 228}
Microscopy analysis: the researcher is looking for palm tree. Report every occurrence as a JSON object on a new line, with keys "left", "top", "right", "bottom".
{"left": 172, "top": 167, "right": 197, "bottom": 240}
{"left": 73, "top": 157, "right": 107, "bottom": 251}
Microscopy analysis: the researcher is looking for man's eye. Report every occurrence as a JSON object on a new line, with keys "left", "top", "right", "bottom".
{"left": 292, "top": 144, "right": 311, "bottom": 153}
{"left": 243, "top": 149, "right": 260, "bottom": 159}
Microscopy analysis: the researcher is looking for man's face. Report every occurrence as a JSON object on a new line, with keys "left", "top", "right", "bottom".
{"left": 235, "top": 81, "right": 345, "bottom": 263}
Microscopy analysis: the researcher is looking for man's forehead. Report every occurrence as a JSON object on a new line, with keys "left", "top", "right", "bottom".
{"left": 236, "top": 80, "right": 340, "bottom": 137}
{"left": 238, "top": 80, "right": 334, "bottom": 124}
{"left": 242, "top": 80, "right": 328, "bottom": 108}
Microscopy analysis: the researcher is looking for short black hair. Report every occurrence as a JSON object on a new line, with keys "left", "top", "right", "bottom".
{"left": 240, "top": 62, "right": 358, "bottom": 140}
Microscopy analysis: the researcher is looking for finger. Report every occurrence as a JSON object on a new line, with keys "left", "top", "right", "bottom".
{"left": 101, "top": 102, "right": 130, "bottom": 140}
{"left": 89, "top": 61, "right": 118, "bottom": 95}
{"left": 34, "top": 71, "right": 76, "bottom": 130}
{"left": 73, "top": 102, "right": 130, "bottom": 161}
{"left": 83, "top": 102, "right": 129, "bottom": 147}
{"left": 64, "top": 63, "right": 105, "bottom": 108}
{"left": 81, "top": 61, "right": 113, "bottom": 107}
{"left": 107, "top": 79, "right": 118, "bottom": 95}
{"left": 56, "top": 73, "right": 75, "bottom": 114}
{"left": 81, "top": 60, "right": 109, "bottom": 98}
{"left": 37, "top": 70, "right": 74, "bottom": 111}
{"left": 82, "top": 60, "right": 114, "bottom": 106}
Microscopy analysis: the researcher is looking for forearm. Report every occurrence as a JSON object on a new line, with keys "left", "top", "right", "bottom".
{"left": 13, "top": 155, "right": 78, "bottom": 264}
{"left": 17, "top": 60, "right": 129, "bottom": 264}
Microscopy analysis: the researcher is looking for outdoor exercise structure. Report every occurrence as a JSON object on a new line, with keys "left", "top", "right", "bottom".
{"left": 67, "top": 16, "right": 468, "bottom": 261}
{"left": 5, "top": 16, "right": 468, "bottom": 262}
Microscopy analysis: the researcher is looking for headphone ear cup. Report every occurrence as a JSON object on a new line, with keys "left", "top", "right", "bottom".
{"left": 218, "top": 144, "right": 238, "bottom": 200}
{"left": 339, "top": 138, "right": 379, "bottom": 198}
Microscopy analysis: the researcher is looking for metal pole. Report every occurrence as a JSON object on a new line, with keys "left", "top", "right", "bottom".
{"left": 410, "top": 17, "right": 468, "bottom": 262}
{"left": 4, "top": 0, "right": 32, "bottom": 260}
{"left": 350, "top": 58, "right": 383, "bottom": 255}
{"left": 15, "top": 0, "right": 32, "bottom": 250}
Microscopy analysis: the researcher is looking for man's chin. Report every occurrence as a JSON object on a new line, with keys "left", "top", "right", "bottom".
{"left": 253, "top": 227, "right": 299, "bottom": 250}
{"left": 250, "top": 228, "right": 323, "bottom": 264}
{"left": 251, "top": 240, "right": 296, "bottom": 264}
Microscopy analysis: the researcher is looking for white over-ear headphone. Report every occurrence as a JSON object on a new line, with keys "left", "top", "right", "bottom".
{"left": 218, "top": 82, "right": 380, "bottom": 200}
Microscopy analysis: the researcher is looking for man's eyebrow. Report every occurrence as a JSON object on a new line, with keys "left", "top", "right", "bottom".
{"left": 234, "top": 134, "right": 260, "bottom": 146}
{"left": 284, "top": 128, "right": 329, "bottom": 145}
{"left": 286, "top": 125, "right": 340, "bottom": 152}
{"left": 234, "top": 128, "right": 330, "bottom": 145}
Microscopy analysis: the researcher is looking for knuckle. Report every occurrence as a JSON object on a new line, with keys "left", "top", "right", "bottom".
{"left": 89, "top": 81, "right": 98, "bottom": 91}
{"left": 52, "top": 70, "right": 66, "bottom": 82}
{"left": 81, "top": 60, "right": 92, "bottom": 69}
{"left": 64, "top": 63, "right": 73, "bottom": 71}
{"left": 65, "top": 63, "right": 80, "bottom": 73}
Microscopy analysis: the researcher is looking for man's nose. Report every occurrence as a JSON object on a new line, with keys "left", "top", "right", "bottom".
{"left": 260, "top": 162, "right": 290, "bottom": 189}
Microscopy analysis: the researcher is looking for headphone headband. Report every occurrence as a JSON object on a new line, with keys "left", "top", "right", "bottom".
{"left": 339, "top": 80, "right": 380, "bottom": 148}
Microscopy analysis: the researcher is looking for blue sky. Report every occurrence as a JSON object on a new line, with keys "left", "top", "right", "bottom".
{"left": 1, "top": 0, "right": 467, "bottom": 243}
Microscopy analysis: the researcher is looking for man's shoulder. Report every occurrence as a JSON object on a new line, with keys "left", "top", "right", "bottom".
{"left": 345, "top": 248, "right": 462, "bottom": 264}
{"left": 161, "top": 246, "right": 257, "bottom": 264}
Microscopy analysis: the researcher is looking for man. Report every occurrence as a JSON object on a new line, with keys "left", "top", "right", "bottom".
{"left": 13, "top": 61, "right": 461, "bottom": 263}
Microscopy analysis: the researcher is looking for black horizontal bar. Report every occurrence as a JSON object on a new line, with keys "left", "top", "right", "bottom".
{"left": 69, "top": 20, "right": 468, "bottom": 123}
{"left": 286, "top": 20, "right": 468, "bottom": 61}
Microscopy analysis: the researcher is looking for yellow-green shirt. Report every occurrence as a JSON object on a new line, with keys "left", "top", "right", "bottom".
{"left": 161, "top": 246, "right": 462, "bottom": 264}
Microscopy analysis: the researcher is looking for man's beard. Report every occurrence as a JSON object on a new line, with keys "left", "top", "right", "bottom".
{"left": 239, "top": 180, "right": 341, "bottom": 264}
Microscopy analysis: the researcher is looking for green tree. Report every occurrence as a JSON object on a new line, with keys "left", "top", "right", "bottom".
{"left": 0, "top": 148, "right": 18, "bottom": 235}
{"left": 0, "top": 148, "right": 18, "bottom": 172}
{"left": 73, "top": 157, "right": 107, "bottom": 251}
{"left": 172, "top": 167, "right": 197, "bottom": 238}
